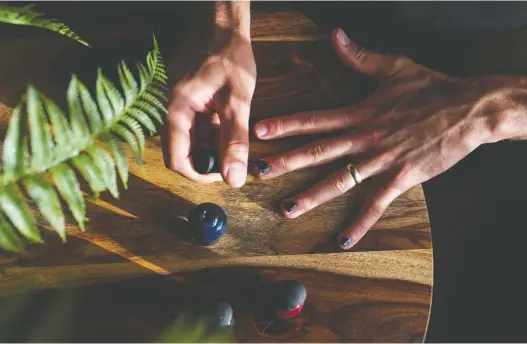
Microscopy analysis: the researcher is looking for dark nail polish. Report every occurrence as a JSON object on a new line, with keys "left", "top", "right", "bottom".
{"left": 340, "top": 237, "right": 351, "bottom": 248}
{"left": 254, "top": 160, "right": 270, "bottom": 175}
{"left": 283, "top": 200, "right": 297, "bottom": 213}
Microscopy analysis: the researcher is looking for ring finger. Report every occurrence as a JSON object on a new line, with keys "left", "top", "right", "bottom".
{"left": 280, "top": 158, "right": 379, "bottom": 218}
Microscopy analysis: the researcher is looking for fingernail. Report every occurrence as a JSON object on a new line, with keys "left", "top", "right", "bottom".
{"left": 339, "top": 237, "right": 351, "bottom": 248}
{"left": 255, "top": 123, "right": 268, "bottom": 137}
{"left": 283, "top": 200, "right": 297, "bottom": 213}
{"left": 226, "top": 164, "right": 246, "bottom": 188}
{"left": 337, "top": 29, "right": 350, "bottom": 46}
{"left": 254, "top": 160, "right": 270, "bottom": 175}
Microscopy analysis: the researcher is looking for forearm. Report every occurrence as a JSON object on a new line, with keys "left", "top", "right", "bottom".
{"left": 474, "top": 77, "right": 527, "bottom": 143}
{"left": 191, "top": 1, "right": 251, "bottom": 38}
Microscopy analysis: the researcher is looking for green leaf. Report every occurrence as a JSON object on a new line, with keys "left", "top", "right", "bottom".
{"left": 0, "top": 4, "right": 90, "bottom": 47}
{"left": 0, "top": 184, "right": 41, "bottom": 243}
{"left": 102, "top": 134, "right": 129, "bottom": 189}
{"left": 0, "top": 212, "right": 25, "bottom": 253}
{"left": 27, "top": 86, "right": 54, "bottom": 169}
{"left": 98, "top": 71, "right": 124, "bottom": 115}
{"left": 121, "top": 117, "right": 145, "bottom": 154}
{"left": 111, "top": 124, "right": 142, "bottom": 164}
{"left": 67, "top": 75, "right": 90, "bottom": 139}
{"left": 23, "top": 173, "right": 66, "bottom": 242}
{"left": 78, "top": 79, "right": 103, "bottom": 133}
{"left": 87, "top": 145, "right": 118, "bottom": 198}
{"left": 118, "top": 61, "right": 138, "bottom": 104}
{"left": 135, "top": 100, "right": 163, "bottom": 124}
{"left": 41, "top": 94, "right": 71, "bottom": 146}
{"left": 127, "top": 108, "right": 156, "bottom": 134}
{"left": 49, "top": 164, "right": 85, "bottom": 230}
{"left": 2, "top": 105, "right": 27, "bottom": 183}
{"left": 95, "top": 68, "right": 114, "bottom": 123}
{"left": 71, "top": 153, "right": 106, "bottom": 197}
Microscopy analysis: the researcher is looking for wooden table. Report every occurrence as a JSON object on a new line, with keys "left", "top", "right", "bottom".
{"left": 0, "top": 4, "right": 433, "bottom": 342}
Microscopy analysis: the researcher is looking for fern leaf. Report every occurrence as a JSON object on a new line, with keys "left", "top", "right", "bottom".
{"left": 2, "top": 106, "right": 27, "bottom": 183}
{"left": 49, "top": 164, "right": 86, "bottom": 230}
{"left": 23, "top": 174, "right": 66, "bottom": 242}
{"left": 67, "top": 75, "right": 91, "bottom": 139}
{"left": 41, "top": 94, "right": 71, "bottom": 146}
{"left": 103, "top": 134, "right": 129, "bottom": 190}
{"left": 0, "top": 184, "right": 41, "bottom": 243}
{"left": 0, "top": 212, "right": 24, "bottom": 253}
{"left": 86, "top": 146, "right": 118, "bottom": 198}
{"left": 71, "top": 153, "right": 106, "bottom": 197}
{"left": 27, "top": 86, "right": 54, "bottom": 169}
{"left": 111, "top": 124, "right": 142, "bottom": 164}
{"left": 118, "top": 61, "right": 138, "bottom": 104}
{"left": 0, "top": 4, "right": 89, "bottom": 47}
{"left": 128, "top": 108, "right": 157, "bottom": 134}
{"left": 0, "top": 36, "right": 167, "bottom": 252}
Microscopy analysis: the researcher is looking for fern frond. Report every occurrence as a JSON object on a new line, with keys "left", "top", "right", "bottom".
{"left": 0, "top": 36, "right": 167, "bottom": 252}
{"left": 0, "top": 4, "right": 89, "bottom": 47}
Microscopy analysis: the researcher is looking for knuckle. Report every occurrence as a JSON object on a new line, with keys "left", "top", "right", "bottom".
{"left": 226, "top": 140, "right": 249, "bottom": 156}
{"left": 306, "top": 143, "right": 329, "bottom": 163}
{"left": 276, "top": 155, "right": 290, "bottom": 170}
{"left": 268, "top": 120, "right": 285, "bottom": 136}
{"left": 369, "top": 201, "right": 385, "bottom": 217}
{"left": 328, "top": 173, "right": 351, "bottom": 193}
{"left": 300, "top": 112, "right": 317, "bottom": 130}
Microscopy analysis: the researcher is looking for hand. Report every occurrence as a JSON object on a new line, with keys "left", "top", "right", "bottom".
{"left": 165, "top": 28, "right": 256, "bottom": 187}
{"left": 252, "top": 28, "right": 511, "bottom": 250}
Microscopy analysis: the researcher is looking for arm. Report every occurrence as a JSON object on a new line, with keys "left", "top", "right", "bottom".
{"left": 165, "top": 1, "right": 256, "bottom": 188}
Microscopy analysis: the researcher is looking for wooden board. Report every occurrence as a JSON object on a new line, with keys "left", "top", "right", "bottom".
{"left": 0, "top": 5, "right": 433, "bottom": 342}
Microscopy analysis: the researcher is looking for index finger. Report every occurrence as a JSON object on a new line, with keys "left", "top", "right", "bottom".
{"left": 165, "top": 102, "right": 223, "bottom": 184}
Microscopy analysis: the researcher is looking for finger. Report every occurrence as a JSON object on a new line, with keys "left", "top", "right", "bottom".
{"left": 331, "top": 28, "right": 410, "bottom": 78}
{"left": 219, "top": 96, "right": 251, "bottom": 188}
{"left": 254, "top": 105, "right": 373, "bottom": 140}
{"left": 253, "top": 129, "right": 382, "bottom": 179}
{"left": 280, "top": 159, "right": 378, "bottom": 219}
{"left": 338, "top": 180, "right": 402, "bottom": 250}
{"left": 166, "top": 106, "right": 223, "bottom": 184}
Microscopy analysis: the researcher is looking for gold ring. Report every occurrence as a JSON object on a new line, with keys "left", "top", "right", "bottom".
{"left": 346, "top": 163, "right": 362, "bottom": 184}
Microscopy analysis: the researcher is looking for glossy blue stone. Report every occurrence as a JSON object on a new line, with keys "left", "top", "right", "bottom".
{"left": 188, "top": 203, "right": 227, "bottom": 246}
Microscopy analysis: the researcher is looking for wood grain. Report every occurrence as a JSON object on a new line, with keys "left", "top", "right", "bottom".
{"left": 0, "top": 251, "right": 432, "bottom": 342}
{"left": 0, "top": 5, "right": 433, "bottom": 342}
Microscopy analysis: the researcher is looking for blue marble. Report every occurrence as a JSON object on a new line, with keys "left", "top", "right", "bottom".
{"left": 188, "top": 203, "right": 227, "bottom": 246}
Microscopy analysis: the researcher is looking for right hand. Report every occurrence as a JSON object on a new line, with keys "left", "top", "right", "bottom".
{"left": 165, "top": 29, "right": 256, "bottom": 187}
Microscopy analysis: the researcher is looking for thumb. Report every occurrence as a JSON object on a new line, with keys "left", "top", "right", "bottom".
{"left": 331, "top": 28, "right": 408, "bottom": 78}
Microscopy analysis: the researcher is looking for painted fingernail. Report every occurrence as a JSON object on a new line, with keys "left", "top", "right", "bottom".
{"left": 337, "top": 29, "right": 350, "bottom": 46}
{"left": 283, "top": 200, "right": 297, "bottom": 213}
{"left": 255, "top": 123, "right": 268, "bottom": 137}
{"left": 339, "top": 237, "right": 351, "bottom": 248}
{"left": 226, "top": 164, "right": 246, "bottom": 188}
{"left": 254, "top": 160, "right": 270, "bottom": 175}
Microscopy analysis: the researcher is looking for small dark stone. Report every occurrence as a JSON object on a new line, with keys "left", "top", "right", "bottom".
{"left": 187, "top": 203, "right": 227, "bottom": 246}
{"left": 274, "top": 280, "right": 307, "bottom": 311}
{"left": 192, "top": 150, "right": 219, "bottom": 174}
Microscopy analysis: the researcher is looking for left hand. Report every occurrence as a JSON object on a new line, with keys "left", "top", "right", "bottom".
{"left": 251, "top": 28, "right": 510, "bottom": 250}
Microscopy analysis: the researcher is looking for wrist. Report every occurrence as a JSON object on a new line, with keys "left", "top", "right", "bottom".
{"left": 214, "top": 1, "right": 251, "bottom": 38}
{"left": 477, "top": 82, "right": 527, "bottom": 143}
{"left": 192, "top": 1, "right": 251, "bottom": 40}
